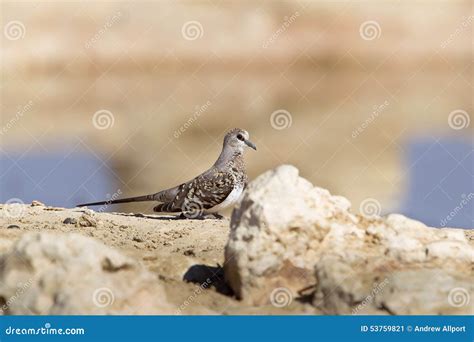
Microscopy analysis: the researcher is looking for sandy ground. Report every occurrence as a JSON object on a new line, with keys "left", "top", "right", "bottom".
{"left": 0, "top": 202, "right": 317, "bottom": 315}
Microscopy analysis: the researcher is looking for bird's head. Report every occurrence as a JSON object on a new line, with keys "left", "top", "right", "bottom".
{"left": 223, "top": 128, "right": 257, "bottom": 154}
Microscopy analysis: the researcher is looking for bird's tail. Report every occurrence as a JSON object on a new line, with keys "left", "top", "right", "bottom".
{"left": 77, "top": 194, "right": 155, "bottom": 207}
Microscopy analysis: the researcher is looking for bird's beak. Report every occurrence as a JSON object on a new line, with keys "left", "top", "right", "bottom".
{"left": 245, "top": 139, "right": 257, "bottom": 151}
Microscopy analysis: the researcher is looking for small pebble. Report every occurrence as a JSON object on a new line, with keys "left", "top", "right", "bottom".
{"left": 78, "top": 212, "right": 98, "bottom": 227}
{"left": 133, "top": 236, "right": 144, "bottom": 243}
{"left": 183, "top": 249, "right": 195, "bottom": 257}
{"left": 31, "top": 200, "right": 45, "bottom": 207}
{"left": 63, "top": 217, "right": 77, "bottom": 225}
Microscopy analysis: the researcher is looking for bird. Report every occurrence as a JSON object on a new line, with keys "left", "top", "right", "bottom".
{"left": 77, "top": 128, "right": 256, "bottom": 219}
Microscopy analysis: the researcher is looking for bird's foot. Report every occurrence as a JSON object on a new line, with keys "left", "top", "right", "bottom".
{"left": 209, "top": 213, "right": 225, "bottom": 220}
{"left": 177, "top": 212, "right": 225, "bottom": 220}
{"left": 178, "top": 212, "right": 190, "bottom": 219}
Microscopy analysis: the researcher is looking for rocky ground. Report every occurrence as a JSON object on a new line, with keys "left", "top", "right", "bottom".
{"left": 0, "top": 166, "right": 472, "bottom": 315}
{"left": 0, "top": 200, "right": 314, "bottom": 315}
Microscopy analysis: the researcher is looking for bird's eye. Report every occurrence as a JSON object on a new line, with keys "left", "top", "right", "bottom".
{"left": 237, "top": 134, "right": 244, "bottom": 141}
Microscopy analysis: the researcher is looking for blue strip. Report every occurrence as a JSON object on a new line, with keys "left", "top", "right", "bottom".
{"left": 0, "top": 316, "right": 472, "bottom": 342}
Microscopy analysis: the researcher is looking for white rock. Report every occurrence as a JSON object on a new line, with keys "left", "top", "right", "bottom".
{"left": 0, "top": 232, "right": 173, "bottom": 314}
{"left": 225, "top": 164, "right": 474, "bottom": 314}
{"left": 225, "top": 165, "right": 360, "bottom": 304}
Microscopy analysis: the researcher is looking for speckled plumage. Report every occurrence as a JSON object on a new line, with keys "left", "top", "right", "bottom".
{"left": 77, "top": 128, "right": 256, "bottom": 217}
{"left": 154, "top": 155, "right": 247, "bottom": 211}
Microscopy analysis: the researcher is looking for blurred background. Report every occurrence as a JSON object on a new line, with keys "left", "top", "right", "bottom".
{"left": 1, "top": 0, "right": 472, "bottom": 228}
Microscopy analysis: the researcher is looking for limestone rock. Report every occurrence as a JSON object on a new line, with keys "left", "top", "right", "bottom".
{"left": 31, "top": 200, "right": 45, "bottom": 207}
{"left": 0, "top": 232, "right": 173, "bottom": 314}
{"left": 78, "top": 210, "right": 99, "bottom": 227}
{"left": 225, "top": 164, "right": 357, "bottom": 305}
{"left": 225, "top": 165, "right": 473, "bottom": 314}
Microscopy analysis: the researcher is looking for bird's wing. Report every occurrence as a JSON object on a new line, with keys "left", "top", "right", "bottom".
{"left": 161, "top": 169, "right": 235, "bottom": 212}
